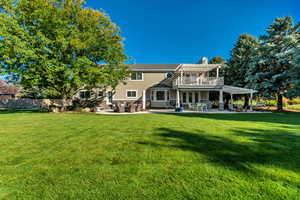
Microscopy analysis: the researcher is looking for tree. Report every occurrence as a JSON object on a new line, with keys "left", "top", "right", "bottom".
{"left": 209, "top": 56, "right": 225, "bottom": 64}
{"left": 224, "top": 34, "right": 259, "bottom": 87}
{"left": 223, "top": 34, "right": 259, "bottom": 108}
{"left": 286, "top": 40, "right": 300, "bottom": 98}
{"left": 0, "top": 0, "right": 128, "bottom": 106}
{"left": 247, "top": 16, "right": 300, "bottom": 110}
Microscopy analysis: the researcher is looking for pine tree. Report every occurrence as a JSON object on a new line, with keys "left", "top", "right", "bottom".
{"left": 247, "top": 16, "right": 300, "bottom": 110}
{"left": 223, "top": 34, "right": 258, "bottom": 107}
{"left": 225, "top": 34, "right": 259, "bottom": 87}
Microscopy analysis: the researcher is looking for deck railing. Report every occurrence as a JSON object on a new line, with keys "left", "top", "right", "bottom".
{"left": 173, "top": 77, "right": 224, "bottom": 87}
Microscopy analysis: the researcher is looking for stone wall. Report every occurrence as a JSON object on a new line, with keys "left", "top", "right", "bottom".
{"left": 0, "top": 99, "right": 72, "bottom": 110}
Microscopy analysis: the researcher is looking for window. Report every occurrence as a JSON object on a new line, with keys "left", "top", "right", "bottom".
{"left": 127, "top": 90, "right": 137, "bottom": 98}
{"left": 195, "top": 92, "right": 199, "bottom": 103}
{"left": 98, "top": 91, "right": 104, "bottom": 98}
{"left": 131, "top": 72, "right": 143, "bottom": 80}
{"left": 165, "top": 72, "right": 174, "bottom": 79}
{"left": 80, "top": 91, "right": 91, "bottom": 99}
{"left": 156, "top": 91, "right": 165, "bottom": 101}
{"left": 189, "top": 92, "right": 193, "bottom": 103}
{"left": 182, "top": 92, "right": 187, "bottom": 103}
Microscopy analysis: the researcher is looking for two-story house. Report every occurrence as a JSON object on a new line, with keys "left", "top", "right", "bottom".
{"left": 79, "top": 57, "right": 256, "bottom": 111}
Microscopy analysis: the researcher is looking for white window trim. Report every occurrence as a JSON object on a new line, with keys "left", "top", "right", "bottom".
{"left": 130, "top": 72, "right": 144, "bottom": 81}
{"left": 126, "top": 90, "right": 138, "bottom": 98}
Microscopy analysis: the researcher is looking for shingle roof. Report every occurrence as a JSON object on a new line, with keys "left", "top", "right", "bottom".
{"left": 0, "top": 91, "right": 15, "bottom": 95}
{"left": 129, "top": 64, "right": 180, "bottom": 72}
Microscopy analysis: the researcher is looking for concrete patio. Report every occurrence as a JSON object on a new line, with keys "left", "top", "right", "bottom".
{"left": 96, "top": 109, "right": 269, "bottom": 115}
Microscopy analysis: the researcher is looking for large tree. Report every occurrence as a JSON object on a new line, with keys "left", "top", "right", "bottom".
{"left": 224, "top": 34, "right": 259, "bottom": 87}
{"left": 0, "top": 0, "right": 128, "bottom": 103}
{"left": 247, "top": 16, "right": 300, "bottom": 110}
{"left": 223, "top": 34, "right": 259, "bottom": 108}
{"left": 209, "top": 56, "right": 225, "bottom": 64}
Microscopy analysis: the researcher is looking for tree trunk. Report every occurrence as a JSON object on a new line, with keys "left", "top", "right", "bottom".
{"left": 244, "top": 95, "right": 249, "bottom": 109}
{"left": 277, "top": 93, "right": 283, "bottom": 111}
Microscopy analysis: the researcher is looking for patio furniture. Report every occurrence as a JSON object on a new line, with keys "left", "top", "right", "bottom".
{"left": 95, "top": 106, "right": 103, "bottom": 112}
{"left": 188, "top": 103, "right": 195, "bottom": 111}
{"left": 115, "top": 103, "right": 125, "bottom": 113}
{"left": 175, "top": 107, "right": 184, "bottom": 112}
{"left": 128, "top": 104, "right": 137, "bottom": 113}
{"left": 228, "top": 104, "right": 234, "bottom": 111}
{"left": 235, "top": 104, "right": 243, "bottom": 112}
{"left": 196, "top": 103, "right": 208, "bottom": 112}
{"left": 136, "top": 104, "right": 143, "bottom": 112}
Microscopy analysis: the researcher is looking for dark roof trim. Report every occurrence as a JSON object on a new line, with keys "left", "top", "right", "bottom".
{"left": 129, "top": 64, "right": 180, "bottom": 72}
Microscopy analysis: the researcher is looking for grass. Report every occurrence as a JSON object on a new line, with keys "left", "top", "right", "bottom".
{"left": 287, "top": 104, "right": 300, "bottom": 110}
{"left": 0, "top": 111, "right": 299, "bottom": 200}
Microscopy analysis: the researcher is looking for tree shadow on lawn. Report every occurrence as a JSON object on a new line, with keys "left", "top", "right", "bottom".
{"left": 160, "top": 112, "right": 300, "bottom": 126}
{"left": 0, "top": 110, "right": 41, "bottom": 114}
{"left": 139, "top": 127, "right": 300, "bottom": 179}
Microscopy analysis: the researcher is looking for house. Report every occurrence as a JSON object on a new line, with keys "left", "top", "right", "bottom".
{"left": 78, "top": 57, "right": 255, "bottom": 110}
{"left": 0, "top": 91, "right": 16, "bottom": 99}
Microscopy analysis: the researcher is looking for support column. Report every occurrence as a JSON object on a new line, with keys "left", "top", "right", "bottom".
{"left": 176, "top": 89, "right": 180, "bottom": 107}
{"left": 142, "top": 90, "right": 146, "bottom": 110}
{"left": 250, "top": 92, "right": 253, "bottom": 111}
{"left": 180, "top": 71, "right": 183, "bottom": 85}
{"left": 230, "top": 93, "right": 233, "bottom": 104}
{"left": 219, "top": 89, "right": 224, "bottom": 110}
{"left": 192, "top": 92, "right": 195, "bottom": 104}
{"left": 217, "top": 67, "right": 219, "bottom": 78}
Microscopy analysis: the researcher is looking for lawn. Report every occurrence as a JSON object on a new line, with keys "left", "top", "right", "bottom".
{"left": 0, "top": 112, "right": 299, "bottom": 200}
{"left": 287, "top": 104, "right": 300, "bottom": 110}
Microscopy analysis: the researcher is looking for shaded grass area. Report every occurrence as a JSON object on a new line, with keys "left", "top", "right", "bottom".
{"left": 0, "top": 112, "right": 299, "bottom": 199}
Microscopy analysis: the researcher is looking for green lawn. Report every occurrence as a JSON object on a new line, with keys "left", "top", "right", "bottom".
{"left": 287, "top": 104, "right": 300, "bottom": 110}
{"left": 0, "top": 112, "right": 299, "bottom": 200}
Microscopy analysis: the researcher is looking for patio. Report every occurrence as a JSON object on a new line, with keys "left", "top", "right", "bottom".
{"left": 96, "top": 108, "right": 268, "bottom": 115}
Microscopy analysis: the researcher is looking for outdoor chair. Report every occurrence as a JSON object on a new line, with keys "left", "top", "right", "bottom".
{"left": 188, "top": 103, "right": 194, "bottom": 111}
{"left": 228, "top": 104, "right": 234, "bottom": 111}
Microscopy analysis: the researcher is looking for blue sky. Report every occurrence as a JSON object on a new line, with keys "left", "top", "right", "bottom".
{"left": 86, "top": 0, "right": 299, "bottom": 64}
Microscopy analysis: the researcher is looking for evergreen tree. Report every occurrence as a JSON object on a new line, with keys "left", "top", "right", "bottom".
{"left": 247, "top": 17, "right": 300, "bottom": 110}
{"left": 209, "top": 56, "right": 225, "bottom": 64}
{"left": 224, "top": 34, "right": 259, "bottom": 87}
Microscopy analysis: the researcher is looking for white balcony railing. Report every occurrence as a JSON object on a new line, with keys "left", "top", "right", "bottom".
{"left": 173, "top": 77, "right": 224, "bottom": 87}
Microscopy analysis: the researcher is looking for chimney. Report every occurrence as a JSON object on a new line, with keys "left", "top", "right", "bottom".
{"left": 201, "top": 57, "right": 208, "bottom": 64}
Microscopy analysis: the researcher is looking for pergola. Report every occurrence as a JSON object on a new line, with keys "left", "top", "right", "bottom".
{"left": 222, "top": 85, "right": 257, "bottom": 110}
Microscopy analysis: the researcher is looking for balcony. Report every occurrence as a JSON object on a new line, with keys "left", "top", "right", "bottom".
{"left": 173, "top": 77, "right": 224, "bottom": 89}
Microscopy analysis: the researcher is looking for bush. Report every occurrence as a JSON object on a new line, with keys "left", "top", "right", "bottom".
{"left": 264, "top": 98, "right": 288, "bottom": 107}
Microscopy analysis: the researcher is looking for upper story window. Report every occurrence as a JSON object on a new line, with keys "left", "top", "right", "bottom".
{"left": 131, "top": 72, "right": 143, "bottom": 81}
{"left": 165, "top": 72, "right": 174, "bottom": 79}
